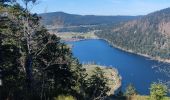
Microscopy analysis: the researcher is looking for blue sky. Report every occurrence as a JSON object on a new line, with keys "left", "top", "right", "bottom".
{"left": 31, "top": 0, "right": 170, "bottom": 15}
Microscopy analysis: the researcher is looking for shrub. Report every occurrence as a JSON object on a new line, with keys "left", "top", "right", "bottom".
{"left": 54, "top": 95, "right": 76, "bottom": 100}
{"left": 150, "top": 83, "right": 168, "bottom": 100}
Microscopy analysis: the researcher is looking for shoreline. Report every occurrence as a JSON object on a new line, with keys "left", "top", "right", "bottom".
{"left": 62, "top": 37, "right": 99, "bottom": 42}
{"left": 66, "top": 37, "right": 170, "bottom": 64}
{"left": 101, "top": 38, "right": 170, "bottom": 64}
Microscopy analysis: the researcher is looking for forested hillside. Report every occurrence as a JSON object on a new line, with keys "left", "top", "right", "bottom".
{"left": 96, "top": 8, "right": 170, "bottom": 59}
{"left": 40, "top": 12, "right": 137, "bottom": 26}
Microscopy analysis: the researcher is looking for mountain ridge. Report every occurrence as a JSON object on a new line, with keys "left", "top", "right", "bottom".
{"left": 39, "top": 12, "right": 139, "bottom": 26}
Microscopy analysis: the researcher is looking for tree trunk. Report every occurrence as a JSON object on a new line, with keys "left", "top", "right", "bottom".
{"left": 25, "top": 54, "right": 33, "bottom": 89}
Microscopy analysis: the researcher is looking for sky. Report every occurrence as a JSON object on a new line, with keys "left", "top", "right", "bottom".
{"left": 30, "top": 0, "right": 170, "bottom": 15}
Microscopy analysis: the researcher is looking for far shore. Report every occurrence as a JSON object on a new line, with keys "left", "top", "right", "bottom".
{"left": 62, "top": 37, "right": 99, "bottom": 42}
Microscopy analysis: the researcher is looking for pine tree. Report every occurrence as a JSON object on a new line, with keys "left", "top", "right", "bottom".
{"left": 125, "top": 83, "right": 137, "bottom": 96}
{"left": 150, "top": 83, "right": 168, "bottom": 100}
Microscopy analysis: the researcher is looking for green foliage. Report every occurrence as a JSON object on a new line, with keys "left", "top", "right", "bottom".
{"left": 85, "top": 67, "right": 111, "bottom": 100}
{"left": 150, "top": 83, "right": 168, "bottom": 100}
{"left": 0, "top": 2, "right": 87, "bottom": 100}
{"left": 0, "top": 44, "right": 25, "bottom": 100}
{"left": 125, "top": 83, "right": 137, "bottom": 96}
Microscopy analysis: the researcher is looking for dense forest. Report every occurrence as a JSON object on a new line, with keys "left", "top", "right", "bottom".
{"left": 96, "top": 8, "right": 170, "bottom": 59}
{"left": 0, "top": 1, "right": 111, "bottom": 100}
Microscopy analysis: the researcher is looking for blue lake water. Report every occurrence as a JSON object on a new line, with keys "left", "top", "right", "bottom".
{"left": 66, "top": 39, "right": 170, "bottom": 95}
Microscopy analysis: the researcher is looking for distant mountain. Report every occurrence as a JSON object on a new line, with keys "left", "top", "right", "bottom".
{"left": 39, "top": 12, "right": 138, "bottom": 26}
{"left": 96, "top": 8, "right": 170, "bottom": 59}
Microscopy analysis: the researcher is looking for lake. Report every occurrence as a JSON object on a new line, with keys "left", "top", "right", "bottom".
{"left": 66, "top": 39, "right": 170, "bottom": 95}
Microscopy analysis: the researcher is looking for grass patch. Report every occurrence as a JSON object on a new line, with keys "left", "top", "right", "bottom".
{"left": 56, "top": 31, "right": 98, "bottom": 40}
